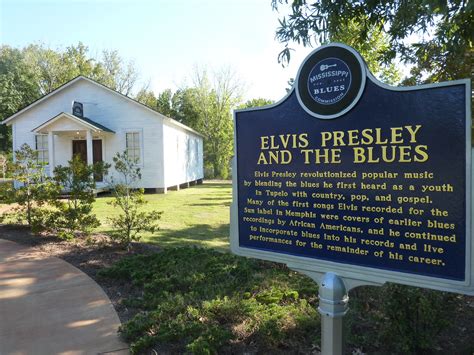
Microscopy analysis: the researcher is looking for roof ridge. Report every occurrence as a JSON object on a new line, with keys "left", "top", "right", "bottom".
{"left": 2, "top": 75, "right": 204, "bottom": 138}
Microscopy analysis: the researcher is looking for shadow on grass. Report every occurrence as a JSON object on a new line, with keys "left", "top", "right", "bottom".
{"left": 193, "top": 183, "right": 231, "bottom": 189}
{"left": 185, "top": 194, "right": 231, "bottom": 207}
{"left": 146, "top": 223, "right": 230, "bottom": 251}
{"left": 186, "top": 202, "right": 231, "bottom": 207}
{"left": 98, "top": 223, "right": 230, "bottom": 252}
{"left": 199, "top": 196, "right": 231, "bottom": 201}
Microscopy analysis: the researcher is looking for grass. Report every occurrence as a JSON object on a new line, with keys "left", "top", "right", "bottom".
{"left": 93, "top": 181, "right": 232, "bottom": 250}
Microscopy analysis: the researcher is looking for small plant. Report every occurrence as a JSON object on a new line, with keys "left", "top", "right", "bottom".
{"left": 347, "top": 284, "right": 459, "bottom": 353}
{"left": 98, "top": 248, "right": 320, "bottom": 354}
{"left": 52, "top": 155, "right": 109, "bottom": 239}
{"left": 0, "top": 154, "right": 7, "bottom": 179}
{"left": 378, "top": 284, "right": 457, "bottom": 353}
{"left": 108, "top": 151, "right": 162, "bottom": 249}
{"left": 0, "top": 144, "right": 59, "bottom": 231}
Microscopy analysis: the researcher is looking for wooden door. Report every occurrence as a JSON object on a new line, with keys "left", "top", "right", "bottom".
{"left": 93, "top": 140, "right": 103, "bottom": 181}
{"left": 93, "top": 140, "right": 102, "bottom": 163}
{"left": 72, "top": 139, "right": 103, "bottom": 181}
{"left": 72, "top": 140, "right": 87, "bottom": 163}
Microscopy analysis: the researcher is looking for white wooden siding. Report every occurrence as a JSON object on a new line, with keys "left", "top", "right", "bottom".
{"left": 163, "top": 122, "right": 204, "bottom": 187}
{"left": 9, "top": 78, "right": 203, "bottom": 189}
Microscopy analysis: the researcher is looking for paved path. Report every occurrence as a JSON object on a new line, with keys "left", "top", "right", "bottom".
{"left": 0, "top": 239, "right": 129, "bottom": 355}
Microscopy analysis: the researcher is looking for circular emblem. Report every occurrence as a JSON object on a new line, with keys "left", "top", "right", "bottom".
{"left": 307, "top": 58, "right": 351, "bottom": 105}
{"left": 296, "top": 44, "right": 366, "bottom": 119}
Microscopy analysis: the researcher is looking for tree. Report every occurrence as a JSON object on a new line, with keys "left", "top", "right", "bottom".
{"left": 156, "top": 88, "right": 178, "bottom": 118}
{"left": 190, "top": 67, "right": 244, "bottom": 178}
{"left": 138, "top": 67, "right": 244, "bottom": 179}
{"left": 21, "top": 43, "right": 141, "bottom": 96}
{"left": 168, "top": 87, "right": 202, "bottom": 126}
{"left": 238, "top": 98, "right": 274, "bottom": 109}
{"left": 22, "top": 42, "right": 104, "bottom": 95}
{"left": 135, "top": 86, "right": 158, "bottom": 109}
{"left": 108, "top": 152, "right": 162, "bottom": 249}
{"left": 329, "top": 19, "right": 401, "bottom": 85}
{"left": 271, "top": 0, "right": 472, "bottom": 83}
{"left": 0, "top": 154, "right": 6, "bottom": 179}
{"left": 52, "top": 155, "right": 109, "bottom": 239}
{"left": 153, "top": 68, "right": 244, "bottom": 178}
{"left": 99, "top": 49, "right": 139, "bottom": 96}
{"left": 0, "top": 46, "right": 41, "bottom": 152}
{"left": 0, "top": 42, "right": 142, "bottom": 151}
{"left": 0, "top": 144, "right": 59, "bottom": 229}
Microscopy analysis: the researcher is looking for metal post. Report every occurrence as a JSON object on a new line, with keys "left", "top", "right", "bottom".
{"left": 318, "top": 272, "right": 349, "bottom": 355}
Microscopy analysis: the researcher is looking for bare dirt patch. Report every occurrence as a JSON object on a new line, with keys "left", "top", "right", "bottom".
{"left": 0, "top": 203, "right": 16, "bottom": 214}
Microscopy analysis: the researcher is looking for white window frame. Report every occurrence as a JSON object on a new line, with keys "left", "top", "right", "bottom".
{"left": 125, "top": 130, "right": 143, "bottom": 166}
{"left": 35, "top": 134, "right": 49, "bottom": 165}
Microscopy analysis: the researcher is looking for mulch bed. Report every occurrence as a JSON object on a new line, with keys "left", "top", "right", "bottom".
{"left": 0, "top": 224, "right": 159, "bottom": 324}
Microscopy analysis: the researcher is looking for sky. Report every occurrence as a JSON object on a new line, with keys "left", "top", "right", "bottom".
{"left": 0, "top": 0, "right": 313, "bottom": 101}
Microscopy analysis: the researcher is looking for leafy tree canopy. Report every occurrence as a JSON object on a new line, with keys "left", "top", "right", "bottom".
{"left": 0, "top": 42, "right": 141, "bottom": 152}
{"left": 141, "top": 67, "right": 245, "bottom": 178}
{"left": 329, "top": 18, "right": 401, "bottom": 85}
{"left": 238, "top": 98, "right": 275, "bottom": 109}
{"left": 135, "top": 87, "right": 158, "bottom": 109}
{"left": 272, "top": 0, "right": 473, "bottom": 83}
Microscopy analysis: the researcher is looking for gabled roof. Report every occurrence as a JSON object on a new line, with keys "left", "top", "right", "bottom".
{"left": 32, "top": 112, "right": 115, "bottom": 134}
{"left": 2, "top": 75, "right": 204, "bottom": 138}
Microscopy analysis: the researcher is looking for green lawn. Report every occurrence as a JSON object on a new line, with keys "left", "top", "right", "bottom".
{"left": 93, "top": 181, "right": 232, "bottom": 250}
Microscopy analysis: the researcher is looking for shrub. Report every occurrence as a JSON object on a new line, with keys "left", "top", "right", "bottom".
{"left": 98, "top": 248, "right": 320, "bottom": 354}
{"left": 107, "top": 152, "right": 162, "bottom": 249}
{"left": 0, "top": 153, "right": 7, "bottom": 179}
{"left": 347, "top": 284, "right": 458, "bottom": 353}
{"left": 51, "top": 155, "right": 109, "bottom": 239}
{"left": 0, "top": 144, "right": 59, "bottom": 231}
{"left": 378, "top": 284, "right": 457, "bottom": 353}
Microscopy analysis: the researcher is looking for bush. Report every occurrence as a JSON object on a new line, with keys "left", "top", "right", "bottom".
{"left": 347, "top": 284, "right": 459, "bottom": 353}
{"left": 51, "top": 155, "right": 109, "bottom": 239}
{"left": 98, "top": 248, "right": 319, "bottom": 354}
{"left": 0, "top": 153, "right": 7, "bottom": 179}
{"left": 107, "top": 152, "right": 162, "bottom": 249}
{"left": 0, "top": 144, "right": 59, "bottom": 231}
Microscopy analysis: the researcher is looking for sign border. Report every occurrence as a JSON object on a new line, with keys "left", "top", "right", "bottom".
{"left": 231, "top": 49, "right": 472, "bottom": 295}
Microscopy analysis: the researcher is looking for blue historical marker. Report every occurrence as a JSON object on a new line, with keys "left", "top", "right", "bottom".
{"left": 230, "top": 43, "right": 473, "bottom": 296}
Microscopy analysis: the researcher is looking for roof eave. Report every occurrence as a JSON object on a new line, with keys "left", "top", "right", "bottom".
{"left": 31, "top": 112, "right": 115, "bottom": 134}
{"left": 2, "top": 75, "right": 203, "bottom": 138}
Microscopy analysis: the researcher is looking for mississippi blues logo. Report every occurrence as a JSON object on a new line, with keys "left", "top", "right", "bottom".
{"left": 307, "top": 58, "right": 351, "bottom": 105}
{"left": 296, "top": 44, "right": 366, "bottom": 119}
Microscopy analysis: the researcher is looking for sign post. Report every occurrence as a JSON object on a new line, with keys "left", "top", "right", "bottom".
{"left": 318, "top": 272, "right": 348, "bottom": 355}
{"left": 231, "top": 43, "right": 473, "bottom": 353}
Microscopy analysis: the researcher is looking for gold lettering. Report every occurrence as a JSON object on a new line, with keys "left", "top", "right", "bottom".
{"left": 405, "top": 125, "right": 422, "bottom": 143}
{"left": 257, "top": 152, "right": 268, "bottom": 164}
{"left": 414, "top": 145, "right": 429, "bottom": 162}
{"left": 320, "top": 132, "right": 332, "bottom": 147}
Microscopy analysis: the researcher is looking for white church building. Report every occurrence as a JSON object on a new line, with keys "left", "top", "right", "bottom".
{"left": 2, "top": 76, "right": 204, "bottom": 192}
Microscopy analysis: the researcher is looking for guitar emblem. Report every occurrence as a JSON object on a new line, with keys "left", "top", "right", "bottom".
{"left": 320, "top": 64, "right": 337, "bottom": 71}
